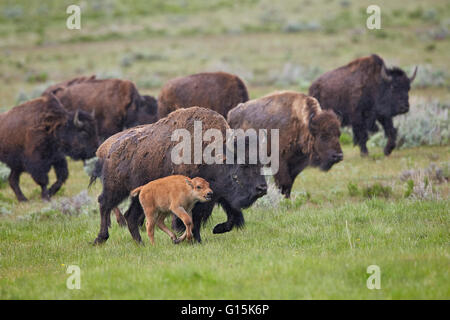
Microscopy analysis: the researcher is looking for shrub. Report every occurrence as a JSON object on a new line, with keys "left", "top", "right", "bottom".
{"left": 50, "top": 190, "right": 96, "bottom": 216}
{"left": 339, "top": 130, "right": 353, "bottom": 145}
{"left": 368, "top": 98, "right": 449, "bottom": 149}
{"left": 362, "top": 183, "right": 392, "bottom": 198}
{"left": 0, "top": 163, "right": 10, "bottom": 189}
{"left": 409, "top": 65, "right": 447, "bottom": 89}
{"left": 347, "top": 182, "right": 359, "bottom": 197}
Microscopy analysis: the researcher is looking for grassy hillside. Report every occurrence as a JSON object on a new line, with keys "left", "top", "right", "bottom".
{"left": 0, "top": 0, "right": 449, "bottom": 299}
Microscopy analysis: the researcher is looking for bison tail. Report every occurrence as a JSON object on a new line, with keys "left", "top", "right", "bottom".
{"left": 88, "top": 158, "right": 104, "bottom": 188}
{"left": 130, "top": 186, "right": 143, "bottom": 198}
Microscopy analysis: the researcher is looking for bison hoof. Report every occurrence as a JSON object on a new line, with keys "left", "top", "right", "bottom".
{"left": 384, "top": 146, "right": 394, "bottom": 156}
{"left": 173, "top": 238, "right": 181, "bottom": 245}
{"left": 213, "top": 223, "right": 232, "bottom": 234}
{"left": 360, "top": 151, "right": 369, "bottom": 157}
{"left": 92, "top": 236, "right": 108, "bottom": 246}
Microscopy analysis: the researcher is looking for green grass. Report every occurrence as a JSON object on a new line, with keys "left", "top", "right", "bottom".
{"left": 0, "top": 145, "right": 449, "bottom": 299}
{"left": 0, "top": 0, "right": 449, "bottom": 299}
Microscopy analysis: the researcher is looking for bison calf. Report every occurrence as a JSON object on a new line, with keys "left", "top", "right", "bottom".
{"left": 130, "top": 175, "right": 213, "bottom": 245}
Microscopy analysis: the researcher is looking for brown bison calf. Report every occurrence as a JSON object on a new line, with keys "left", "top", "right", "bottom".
{"left": 130, "top": 175, "right": 213, "bottom": 245}
{"left": 228, "top": 91, "right": 343, "bottom": 198}
{"left": 157, "top": 72, "right": 249, "bottom": 119}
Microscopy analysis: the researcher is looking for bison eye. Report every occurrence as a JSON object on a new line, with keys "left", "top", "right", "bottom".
{"left": 196, "top": 186, "right": 201, "bottom": 190}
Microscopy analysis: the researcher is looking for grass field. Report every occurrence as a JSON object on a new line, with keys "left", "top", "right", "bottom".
{"left": 0, "top": 0, "right": 449, "bottom": 299}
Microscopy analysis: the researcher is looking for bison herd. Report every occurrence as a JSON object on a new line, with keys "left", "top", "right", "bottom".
{"left": 0, "top": 54, "right": 417, "bottom": 245}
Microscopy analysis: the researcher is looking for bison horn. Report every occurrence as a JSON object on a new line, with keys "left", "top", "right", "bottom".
{"left": 409, "top": 66, "right": 418, "bottom": 83}
{"left": 380, "top": 65, "right": 392, "bottom": 82}
{"left": 74, "top": 110, "right": 83, "bottom": 128}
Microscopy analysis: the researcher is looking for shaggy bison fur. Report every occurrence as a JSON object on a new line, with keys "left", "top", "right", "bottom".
{"left": 44, "top": 76, "right": 158, "bottom": 140}
{"left": 309, "top": 54, "right": 417, "bottom": 156}
{"left": 157, "top": 72, "right": 249, "bottom": 119}
{"left": 228, "top": 91, "right": 343, "bottom": 198}
{"left": 90, "top": 107, "right": 267, "bottom": 244}
{"left": 0, "top": 94, "right": 98, "bottom": 201}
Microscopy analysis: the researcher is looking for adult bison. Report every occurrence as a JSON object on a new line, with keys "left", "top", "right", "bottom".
{"left": 90, "top": 107, "right": 267, "bottom": 244}
{"left": 228, "top": 91, "right": 343, "bottom": 198}
{"left": 309, "top": 54, "right": 417, "bottom": 156}
{"left": 157, "top": 72, "right": 249, "bottom": 118}
{"left": 44, "top": 76, "right": 158, "bottom": 140}
{"left": 0, "top": 94, "right": 98, "bottom": 201}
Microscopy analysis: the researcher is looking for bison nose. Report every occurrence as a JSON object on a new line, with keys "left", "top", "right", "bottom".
{"left": 332, "top": 152, "right": 344, "bottom": 162}
{"left": 256, "top": 184, "right": 267, "bottom": 196}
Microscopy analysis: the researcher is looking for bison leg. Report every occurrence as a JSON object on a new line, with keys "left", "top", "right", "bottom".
{"left": 93, "top": 193, "right": 114, "bottom": 245}
{"left": 213, "top": 199, "right": 245, "bottom": 234}
{"left": 378, "top": 116, "right": 397, "bottom": 156}
{"left": 29, "top": 168, "right": 50, "bottom": 201}
{"left": 8, "top": 169, "right": 27, "bottom": 202}
{"left": 274, "top": 162, "right": 293, "bottom": 198}
{"left": 113, "top": 207, "right": 127, "bottom": 227}
{"left": 124, "top": 196, "right": 144, "bottom": 244}
{"left": 48, "top": 156, "right": 69, "bottom": 197}
{"left": 352, "top": 122, "right": 369, "bottom": 156}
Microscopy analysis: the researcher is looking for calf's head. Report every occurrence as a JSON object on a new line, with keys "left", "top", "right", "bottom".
{"left": 59, "top": 109, "right": 99, "bottom": 160}
{"left": 309, "top": 110, "right": 343, "bottom": 171}
{"left": 378, "top": 65, "right": 417, "bottom": 116}
{"left": 188, "top": 177, "right": 213, "bottom": 202}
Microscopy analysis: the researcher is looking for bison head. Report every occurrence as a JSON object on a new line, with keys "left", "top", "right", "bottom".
{"left": 308, "top": 110, "right": 343, "bottom": 171}
{"left": 124, "top": 95, "right": 158, "bottom": 129}
{"left": 203, "top": 138, "right": 267, "bottom": 210}
{"left": 59, "top": 109, "right": 99, "bottom": 160}
{"left": 377, "top": 65, "right": 417, "bottom": 116}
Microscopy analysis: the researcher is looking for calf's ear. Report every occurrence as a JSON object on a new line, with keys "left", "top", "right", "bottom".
{"left": 185, "top": 178, "right": 194, "bottom": 189}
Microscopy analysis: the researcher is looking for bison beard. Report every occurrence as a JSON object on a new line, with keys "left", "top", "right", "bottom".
{"left": 309, "top": 54, "right": 417, "bottom": 156}
{"left": 228, "top": 91, "right": 343, "bottom": 198}
{"left": 157, "top": 72, "right": 249, "bottom": 119}
{"left": 91, "top": 107, "right": 267, "bottom": 244}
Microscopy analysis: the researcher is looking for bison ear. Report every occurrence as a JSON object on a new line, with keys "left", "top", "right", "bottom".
{"left": 185, "top": 178, "right": 194, "bottom": 189}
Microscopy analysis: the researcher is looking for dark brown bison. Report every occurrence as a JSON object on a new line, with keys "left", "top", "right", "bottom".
{"left": 157, "top": 72, "right": 249, "bottom": 119}
{"left": 0, "top": 94, "right": 98, "bottom": 201}
{"left": 309, "top": 54, "right": 417, "bottom": 156}
{"left": 44, "top": 76, "right": 158, "bottom": 140}
{"left": 228, "top": 91, "right": 343, "bottom": 198}
{"left": 89, "top": 107, "right": 267, "bottom": 244}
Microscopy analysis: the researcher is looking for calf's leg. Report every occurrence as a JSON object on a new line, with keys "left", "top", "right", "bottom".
{"left": 171, "top": 206, "right": 193, "bottom": 243}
